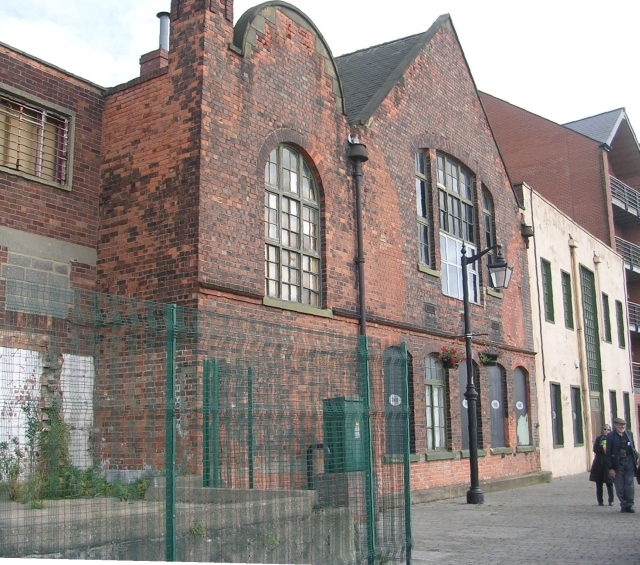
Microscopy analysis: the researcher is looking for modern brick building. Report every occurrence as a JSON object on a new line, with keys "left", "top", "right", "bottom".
{"left": 482, "top": 94, "right": 640, "bottom": 447}
{"left": 1, "top": 0, "right": 543, "bottom": 500}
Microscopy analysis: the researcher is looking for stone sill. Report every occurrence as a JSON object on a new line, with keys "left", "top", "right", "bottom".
{"left": 426, "top": 451, "right": 456, "bottom": 461}
{"left": 516, "top": 445, "right": 537, "bottom": 453}
{"left": 263, "top": 296, "right": 333, "bottom": 318}
{"left": 459, "top": 449, "right": 487, "bottom": 459}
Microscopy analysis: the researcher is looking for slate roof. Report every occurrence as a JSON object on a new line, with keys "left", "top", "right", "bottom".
{"left": 563, "top": 108, "right": 627, "bottom": 147}
{"left": 335, "top": 15, "right": 448, "bottom": 124}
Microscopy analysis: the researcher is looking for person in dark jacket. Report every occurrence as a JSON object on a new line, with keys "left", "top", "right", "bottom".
{"left": 605, "top": 417, "right": 639, "bottom": 513}
{"left": 589, "top": 424, "right": 614, "bottom": 506}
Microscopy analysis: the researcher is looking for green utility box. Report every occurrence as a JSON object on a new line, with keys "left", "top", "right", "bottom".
{"left": 323, "top": 397, "right": 365, "bottom": 473}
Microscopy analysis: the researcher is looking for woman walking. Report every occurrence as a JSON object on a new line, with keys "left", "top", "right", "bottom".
{"left": 589, "top": 424, "right": 614, "bottom": 506}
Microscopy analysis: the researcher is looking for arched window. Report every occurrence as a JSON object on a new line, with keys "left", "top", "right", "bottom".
{"left": 383, "top": 346, "right": 416, "bottom": 455}
{"left": 425, "top": 354, "right": 448, "bottom": 450}
{"left": 488, "top": 364, "right": 507, "bottom": 448}
{"left": 513, "top": 367, "right": 531, "bottom": 446}
{"left": 264, "top": 145, "right": 321, "bottom": 306}
{"left": 437, "top": 153, "right": 478, "bottom": 302}
{"left": 459, "top": 361, "right": 482, "bottom": 450}
{"left": 415, "top": 151, "right": 432, "bottom": 267}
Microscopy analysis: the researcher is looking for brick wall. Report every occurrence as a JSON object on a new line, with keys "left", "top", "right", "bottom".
{"left": 0, "top": 46, "right": 103, "bottom": 289}
{"left": 96, "top": 2, "right": 539, "bottom": 488}
{"left": 481, "top": 92, "right": 614, "bottom": 247}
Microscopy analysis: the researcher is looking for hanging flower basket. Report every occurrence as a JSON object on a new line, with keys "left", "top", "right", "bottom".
{"left": 479, "top": 347, "right": 500, "bottom": 366}
{"left": 436, "top": 346, "right": 464, "bottom": 369}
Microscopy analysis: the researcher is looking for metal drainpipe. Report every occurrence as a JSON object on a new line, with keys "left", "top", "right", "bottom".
{"left": 348, "top": 140, "right": 369, "bottom": 336}
{"left": 569, "top": 236, "right": 594, "bottom": 468}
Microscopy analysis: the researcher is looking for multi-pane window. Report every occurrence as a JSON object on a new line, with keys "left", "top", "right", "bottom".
{"left": 571, "top": 386, "right": 584, "bottom": 446}
{"left": 561, "top": 271, "right": 574, "bottom": 329}
{"left": 602, "top": 293, "right": 612, "bottom": 343}
{"left": 265, "top": 145, "right": 321, "bottom": 306}
{"left": 482, "top": 189, "right": 496, "bottom": 286}
{"left": 425, "top": 355, "right": 448, "bottom": 450}
{"left": 541, "top": 258, "right": 554, "bottom": 322}
{"left": 550, "top": 383, "right": 563, "bottom": 447}
{"left": 0, "top": 93, "right": 69, "bottom": 185}
{"left": 415, "top": 151, "right": 432, "bottom": 266}
{"left": 437, "top": 153, "right": 478, "bottom": 302}
{"left": 616, "top": 300, "right": 626, "bottom": 348}
{"left": 437, "top": 153, "right": 474, "bottom": 243}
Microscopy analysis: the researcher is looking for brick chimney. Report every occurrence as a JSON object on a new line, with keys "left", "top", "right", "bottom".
{"left": 140, "top": 12, "right": 170, "bottom": 77}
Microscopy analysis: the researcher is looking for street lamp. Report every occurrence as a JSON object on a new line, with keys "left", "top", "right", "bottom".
{"left": 461, "top": 243, "right": 513, "bottom": 504}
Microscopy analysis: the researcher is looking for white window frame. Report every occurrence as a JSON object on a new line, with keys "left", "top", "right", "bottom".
{"left": 440, "top": 233, "right": 479, "bottom": 303}
{"left": 437, "top": 153, "right": 478, "bottom": 302}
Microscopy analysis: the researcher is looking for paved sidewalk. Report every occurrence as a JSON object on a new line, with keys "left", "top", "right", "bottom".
{"left": 410, "top": 472, "right": 640, "bottom": 565}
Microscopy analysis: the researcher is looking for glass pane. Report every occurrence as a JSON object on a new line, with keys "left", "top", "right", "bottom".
{"left": 419, "top": 223, "right": 429, "bottom": 265}
{"left": 415, "top": 151, "right": 425, "bottom": 175}
{"left": 437, "top": 154, "right": 445, "bottom": 185}
{"left": 460, "top": 170, "right": 471, "bottom": 200}
{"left": 302, "top": 162, "right": 316, "bottom": 201}
{"left": 416, "top": 178, "right": 427, "bottom": 218}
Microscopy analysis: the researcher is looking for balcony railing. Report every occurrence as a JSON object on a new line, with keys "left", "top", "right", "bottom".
{"left": 629, "top": 301, "right": 640, "bottom": 333}
{"left": 611, "top": 175, "right": 640, "bottom": 218}
{"left": 616, "top": 237, "right": 640, "bottom": 272}
{"left": 633, "top": 363, "right": 640, "bottom": 391}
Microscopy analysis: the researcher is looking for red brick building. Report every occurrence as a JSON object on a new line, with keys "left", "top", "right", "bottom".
{"left": 1, "top": 1, "right": 542, "bottom": 497}
{"left": 481, "top": 93, "right": 640, "bottom": 437}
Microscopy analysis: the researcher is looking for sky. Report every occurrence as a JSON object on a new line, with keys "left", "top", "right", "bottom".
{"left": 1, "top": 1, "right": 639, "bottom": 128}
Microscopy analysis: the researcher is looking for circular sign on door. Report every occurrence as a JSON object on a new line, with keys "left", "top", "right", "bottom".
{"left": 491, "top": 400, "right": 500, "bottom": 410}
{"left": 462, "top": 399, "right": 468, "bottom": 409}
{"left": 516, "top": 401, "right": 524, "bottom": 411}
{"left": 389, "top": 394, "right": 402, "bottom": 406}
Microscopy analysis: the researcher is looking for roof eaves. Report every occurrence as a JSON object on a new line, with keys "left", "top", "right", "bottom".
{"left": 349, "top": 14, "right": 450, "bottom": 126}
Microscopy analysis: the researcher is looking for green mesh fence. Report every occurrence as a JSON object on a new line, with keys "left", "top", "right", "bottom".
{"left": 0, "top": 281, "right": 410, "bottom": 564}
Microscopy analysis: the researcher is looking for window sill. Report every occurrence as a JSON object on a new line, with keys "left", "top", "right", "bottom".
{"left": 515, "top": 445, "right": 536, "bottom": 453}
{"left": 0, "top": 165, "right": 71, "bottom": 192}
{"left": 263, "top": 296, "right": 333, "bottom": 318}
{"left": 490, "top": 447, "right": 513, "bottom": 455}
{"left": 383, "top": 454, "right": 421, "bottom": 464}
{"left": 486, "top": 288, "right": 503, "bottom": 299}
{"left": 459, "top": 449, "right": 486, "bottom": 459}
{"left": 425, "top": 451, "right": 456, "bottom": 461}
{"left": 418, "top": 263, "right": 441, "bottom": 278}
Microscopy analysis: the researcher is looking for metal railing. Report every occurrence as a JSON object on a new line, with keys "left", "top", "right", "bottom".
{"left": 628, "top": 301, "right": 640, "bottom": 333}
{"left": 611, "top": 175, "right": 640, "bottom": 217}
{"left": 632, "top": 363, "right": 640, "bottom": 391}
{"left": 615, "top": 237, "right": 640, "bottom": 272}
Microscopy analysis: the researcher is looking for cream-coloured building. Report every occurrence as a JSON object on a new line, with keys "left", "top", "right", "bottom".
{"left": 522, "top": 183, "right": 634, "bottom": 477}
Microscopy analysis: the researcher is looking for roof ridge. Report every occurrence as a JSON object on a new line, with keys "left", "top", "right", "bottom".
{"left": 563, "top": 107, "right": 625, "bottom": 126}
{"left": 335, "top": 32, "right": 424, "bottom": 59}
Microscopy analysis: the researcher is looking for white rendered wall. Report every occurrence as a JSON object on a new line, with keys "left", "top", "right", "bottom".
{"left": 523, "top": 185, "right": 633, "bottom": 477}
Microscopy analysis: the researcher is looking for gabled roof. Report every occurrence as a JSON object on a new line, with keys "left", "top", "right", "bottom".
{"left": 336, "top": 15, "right": 448, "bottom": 125}
{"left": 563, "top": 108, "right": 637, "bottom": 150}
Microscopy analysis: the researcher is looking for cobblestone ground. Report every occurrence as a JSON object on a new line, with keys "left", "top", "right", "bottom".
{"left": 411, "top": 473, "right": 640, "bottom": 565}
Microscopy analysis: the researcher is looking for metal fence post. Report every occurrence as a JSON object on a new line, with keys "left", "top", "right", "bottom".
{"left": 212, "top": 359, "right": 220, "bottom": 488}
{"left": 358, "top": 336, "right": 376, "bottom": 565}
{"left": 203, "top": 359, "right": 211, "bottom": 487}
{"left": 400, "top": 342, "right": 413, "bottom": 565}
{"left": 248, "top": 365, "right": 254, "bottom": 490}
{"left": 165, "top": 304, "right": 177, "bottom": 562}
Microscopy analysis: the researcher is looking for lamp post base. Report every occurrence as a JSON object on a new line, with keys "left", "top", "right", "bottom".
{"left": 466, "top": 488, "right": 484, "bottom": 505}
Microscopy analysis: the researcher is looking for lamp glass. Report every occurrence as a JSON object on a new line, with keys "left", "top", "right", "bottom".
{"left": 489, "top": 264, "right": 513, "bottom": 289}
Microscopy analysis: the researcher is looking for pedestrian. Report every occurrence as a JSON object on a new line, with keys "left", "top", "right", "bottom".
{"left": 605, "top": 417, "right": 639, "bottom": 513}
{"left": 589, "top": 424, "right": 614, "bottom": 506}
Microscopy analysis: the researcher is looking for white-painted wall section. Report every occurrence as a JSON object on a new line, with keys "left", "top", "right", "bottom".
{"left": 522, "top": 184, "right": 634, "bottom": 478}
